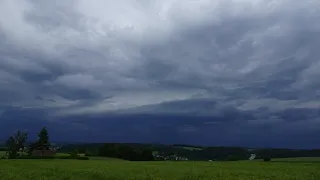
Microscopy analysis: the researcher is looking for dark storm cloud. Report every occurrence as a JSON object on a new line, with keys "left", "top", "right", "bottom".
{"left": 0, "top": 0, "right": 320, "bottom": 148}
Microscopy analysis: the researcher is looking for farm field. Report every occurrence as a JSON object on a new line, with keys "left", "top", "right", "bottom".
{"left": 0, "top": 159, "right": 319, "bottom": 180}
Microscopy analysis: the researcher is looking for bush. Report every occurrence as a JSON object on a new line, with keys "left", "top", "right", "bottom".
{"left": 70, "top": 150, "right": 79, "bottom": 158}
{"left": 77, "top": 156, "right": 89, "bottom": 160}
{"left": 57, "top": 156, "right": 74, "bottom": 159}
{"left": 15, "top": 155, "right": 89, "bottom": 160}
{"left": 56, "top": 156, "right": 89, "bottom": 160}
{"left": 263, "top": 157, "right": 271, "bottom": 162}
{"left": 17, "top": 156, "right": 56, "bottom": 159}
{"left": 58, "top": 154, "right": 89, "bottom": 160}
{"left": 0, "top": 148, "right": 7, "bottom": 151}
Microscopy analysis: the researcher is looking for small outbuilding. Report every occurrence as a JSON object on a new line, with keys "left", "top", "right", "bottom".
{"left": 32, "top": 149, "right": 56, "bottom": 156}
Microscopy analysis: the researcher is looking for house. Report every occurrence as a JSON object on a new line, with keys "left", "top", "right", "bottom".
{"left": 32, "top": 149, "right": 56, "bottom": 156}
{"left": 249, "top": 154, "right": 256, "bottom": 160}
{"left": 153, "top": 154, "right": 188, "bottom": 161}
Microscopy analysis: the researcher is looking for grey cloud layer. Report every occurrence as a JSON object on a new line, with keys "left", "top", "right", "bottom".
{"left": 1, "top": 0, "right": 320, "bottom": 120}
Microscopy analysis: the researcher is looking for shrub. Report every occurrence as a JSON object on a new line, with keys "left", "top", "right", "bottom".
{"left": 56, "top": 155, "right": 89, "bottom": 160}
{"left": 15, "top": 155, "right": 89, "bottom": 160}
{"left": 77, "top": 156, "right": 89, "bottom": 160}
{"left": 17, "top": 156, "right": 56, "bottom": 159}
{"left": 70, "top": 150, "right": 79, "bottom": 158}
{"left": 57, "top": 156, "right": 74, "bottom": 159}
{"left": 263, "top": 157, "right": 271, "bottom": 162}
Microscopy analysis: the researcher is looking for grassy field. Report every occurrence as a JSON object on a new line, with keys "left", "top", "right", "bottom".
{"left": 0, "top": 158, "right": 319, "bottom": 180}
{"left": 1, "top": 151, "right": 319, "bottom": 179}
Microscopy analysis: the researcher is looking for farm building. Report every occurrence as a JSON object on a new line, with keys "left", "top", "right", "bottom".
{"left": 32, "top": 149, "right": 56, "bottom": 156}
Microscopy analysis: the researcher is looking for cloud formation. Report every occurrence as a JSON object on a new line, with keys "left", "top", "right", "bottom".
{"left": 1, "top": 0, "right": 320, "bottom": 147}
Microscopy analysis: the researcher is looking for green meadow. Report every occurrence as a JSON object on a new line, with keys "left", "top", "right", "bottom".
{"left": 0, "top": 156, "right": 319, "bottom": 180}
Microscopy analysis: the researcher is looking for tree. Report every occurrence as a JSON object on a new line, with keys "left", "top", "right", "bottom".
{"left": 70, "top": 149, "right": 79, "bottom": 157}
{"left": 36, "top": 127, "right": 51, "bottom": 150}
{"left": 263, "top": 156, "right": 271, "bottom": 162}
{"left": 5, "top": 130, "right": 28, "bottom": 159}
{"left": 261, "top": 149, "right": 271, "bottom": 162}
{"left": 98, "top": 143, "right": 154, "bottom": 161}
{"left": 140, "top": 149, "right": 154, "bottom": 161}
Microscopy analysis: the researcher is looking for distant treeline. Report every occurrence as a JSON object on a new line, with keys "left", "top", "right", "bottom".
{"left": 2, "top": 141, "right": 319, "bottom": 161}
{"left": 253, "top": 148, "right": 320, "bottom": 159}
{"left": 99, "top": 143, "right": 154, "bottom": 161}
{"left": 56, "top": 143, "right": 320, "bottom": 161}
{"left": 59, "top": 143, "right": 154, "bottom": 161}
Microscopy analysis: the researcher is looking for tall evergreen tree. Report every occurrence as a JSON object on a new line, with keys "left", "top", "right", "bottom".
{"left": 36, "top": 127, "right": 50, "bottom": 150}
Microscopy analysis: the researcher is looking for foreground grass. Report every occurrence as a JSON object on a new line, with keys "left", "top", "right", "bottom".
{"left": 0, "top": 159, "right": 319, "bottom": 180}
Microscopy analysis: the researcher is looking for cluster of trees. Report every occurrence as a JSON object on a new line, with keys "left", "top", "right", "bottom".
{"left": 98, "top": 143, "right": 154, "bottom": 161}
{"left": 58, "top": 143, "right": 251, "bottom": 161}
{"left": 4, "top": 127, "right": 51, "bottom": 159}
{"left": 252, "top": 148, "right": 320, "bottom": 160}
{"left": 57, "top": 143, "right": 154, "bottom": 161}
{"left": 150, "top": 145, "right": 250, "bottom": 161}
{"left": 58, "top": 143, "right": 320, "bottom": 161}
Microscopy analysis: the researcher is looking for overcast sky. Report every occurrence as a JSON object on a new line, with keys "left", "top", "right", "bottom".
{"left": 0, "top": 0, "right": 319, "bottom": 148}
